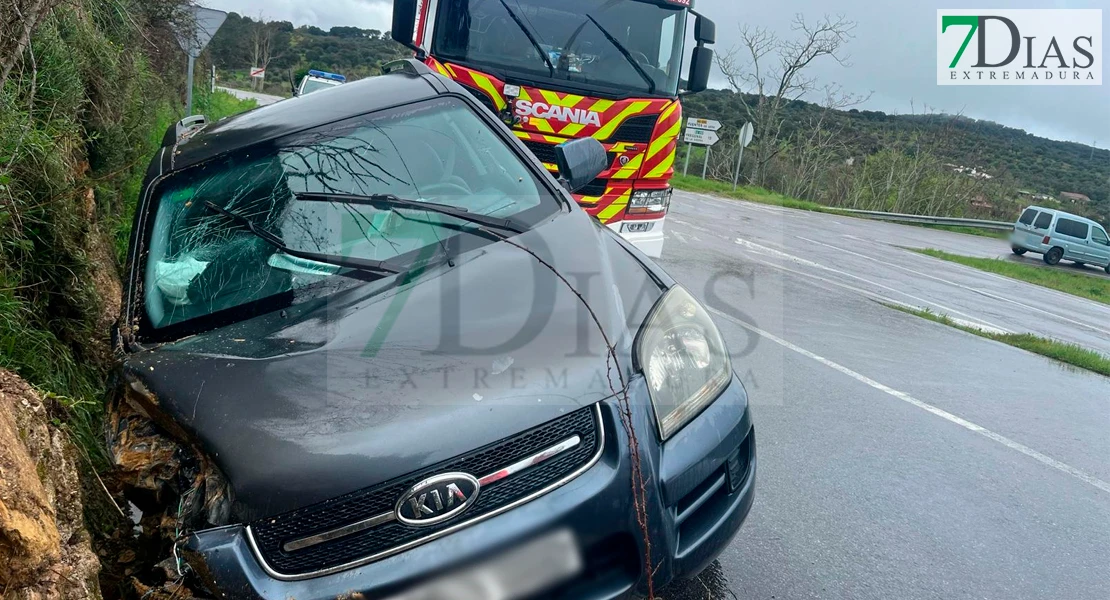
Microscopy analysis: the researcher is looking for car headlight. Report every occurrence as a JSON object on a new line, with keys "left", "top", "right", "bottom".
{"left": 636, "top": 286, "right": 732, "bottom": 440}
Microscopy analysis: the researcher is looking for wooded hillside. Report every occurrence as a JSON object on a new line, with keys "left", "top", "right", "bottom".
{"left": 206, "top": 13, "right": 411, "bottom": 94}
{"left": 682, "top": 89, "right": 1109, "bottom": 219}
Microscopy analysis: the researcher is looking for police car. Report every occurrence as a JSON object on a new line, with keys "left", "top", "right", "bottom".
{"left": 295, "top": 69, "right": 346, "bottom": 96}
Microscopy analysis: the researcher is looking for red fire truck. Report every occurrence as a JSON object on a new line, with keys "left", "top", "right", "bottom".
{"left": 391, "top": 0, "right": 715, "bottom": 257}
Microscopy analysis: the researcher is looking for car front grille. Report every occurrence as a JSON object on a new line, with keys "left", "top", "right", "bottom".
{"left": 248, "top": 404, "right": 603, "bottom": 578}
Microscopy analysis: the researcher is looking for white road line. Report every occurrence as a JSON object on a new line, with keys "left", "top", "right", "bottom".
{"left": 672, "top": 230, "right": 690, "bottom": 245}
{"left": 708, "top": 307, "right": 1110, "bottom": 496}
{"left": 733, "top": 238, "right": 1013, "bottom": 333}
{"left": 670, "top": 218, "right": 720, "bottom": 237}
{"left": 797, "top": 235, "right": 1110, "bottom": 338}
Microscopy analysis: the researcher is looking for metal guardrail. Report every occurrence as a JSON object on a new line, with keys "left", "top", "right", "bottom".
{"left": 837, "top": 209, "right": 1014, "bottom": 231}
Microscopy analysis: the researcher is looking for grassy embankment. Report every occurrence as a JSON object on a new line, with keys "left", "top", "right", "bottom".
{"left": 884, "top": 304, "right": 1110, "bottom": 378}
{"left": 914, "top": 249, "right": 1110, "bottom": 306}
{"left": 0, "top": 1, "right": 257, "bottom": 470}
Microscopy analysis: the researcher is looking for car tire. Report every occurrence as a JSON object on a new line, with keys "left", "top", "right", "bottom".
{"left": 1011, "top": 246, "right": 1027, "bottom": 255}
{"left": 1105, "top": 264, "right": 1110, "bottom": 275}
{"left": 1043, "top": 247, "right": 1064, "bottom": 265}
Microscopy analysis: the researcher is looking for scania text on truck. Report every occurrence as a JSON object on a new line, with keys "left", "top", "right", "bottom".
{"left": 392, "top": 0, "right": 716, "bottom": 257}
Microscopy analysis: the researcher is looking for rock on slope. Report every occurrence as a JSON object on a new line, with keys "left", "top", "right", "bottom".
{"left": 0, "top": 369, "right": 101, "bottom": 599}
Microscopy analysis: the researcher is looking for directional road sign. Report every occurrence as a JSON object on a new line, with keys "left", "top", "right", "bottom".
{"left": 686, "top": 117, "right": 722, "bottom": 131}
{"left": 684, "top": 128, "right": 720, "bottom": 146}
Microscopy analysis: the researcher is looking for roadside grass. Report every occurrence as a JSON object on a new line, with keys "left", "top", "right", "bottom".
{"left": 913, "top": 248, "right": 1110, "bottom": 306}
{"left": 883, "top": 303, "right": 1110, "bottom": 378}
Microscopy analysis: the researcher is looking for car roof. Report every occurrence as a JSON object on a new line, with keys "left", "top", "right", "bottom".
{"left": 171, "top": 66, "right": 444, "bottom": 171}
{"left": 1025, "top": 204, "right": 1105, "bottom": 227}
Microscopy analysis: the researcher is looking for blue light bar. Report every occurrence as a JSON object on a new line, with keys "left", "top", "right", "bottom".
{"left": 308, "top": 69, "right": 346, "bottom": 82}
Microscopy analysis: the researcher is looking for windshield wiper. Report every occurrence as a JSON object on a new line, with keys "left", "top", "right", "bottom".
{"left": 585, "top": 14, "right": 656, "bottom": 94}
{"left": 202, "top": 202, "right": 401, "bottom": 276}
{"left": 295, "top": 192, "right": 527, "bottom": 235}
{"left": 497, "top": 0, "right": 555, "bottom": 77}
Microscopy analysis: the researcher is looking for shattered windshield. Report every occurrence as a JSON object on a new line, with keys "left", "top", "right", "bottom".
{"left": 142, "top": 96, "right": 556, "bottom": 331}
{"left": 434, "top": 0, "right": 687, "bottom": 97}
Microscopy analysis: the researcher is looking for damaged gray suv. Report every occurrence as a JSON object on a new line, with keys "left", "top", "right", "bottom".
{"left": 111, "top": 59, "right": 755, "bottom": 599}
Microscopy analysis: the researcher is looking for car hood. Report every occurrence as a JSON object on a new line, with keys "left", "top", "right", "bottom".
{"left": 123, "top": 210, "right": 657, "bottom": 521}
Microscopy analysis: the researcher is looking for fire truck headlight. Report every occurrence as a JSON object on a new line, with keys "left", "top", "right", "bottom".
{"left": 628, "top": 189, "right": 671, "bottom": 216}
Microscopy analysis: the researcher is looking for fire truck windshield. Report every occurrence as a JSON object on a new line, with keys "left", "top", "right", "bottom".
{"left": 433, "top": 0, "right": 688, "bottom": 97}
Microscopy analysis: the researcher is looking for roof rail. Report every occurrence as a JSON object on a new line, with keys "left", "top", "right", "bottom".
{"left": 381, "top": 58, "right": 435, "bottom": 77}
{"left": 161, "top": 115, "right": 208, "bottom": 148}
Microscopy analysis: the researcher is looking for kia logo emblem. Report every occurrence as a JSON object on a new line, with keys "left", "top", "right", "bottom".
{"left": 395, "top": 473, "right": 480, "bottom": 527}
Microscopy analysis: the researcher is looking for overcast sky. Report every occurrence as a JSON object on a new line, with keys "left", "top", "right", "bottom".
{"left": 201, "top": 0, "right": 1108, "bottom": 145}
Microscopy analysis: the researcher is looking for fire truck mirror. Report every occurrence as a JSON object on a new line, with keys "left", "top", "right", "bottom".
{"left": 688, "top": 46, "right": 713, "bottom": 93}
{"left": 391, "top": 0, "right": 419, "bottom": 51}
{"left": 554, "top": 138, "right": 608, "bottom": 194}
{"left": 694, "top": 16, "right": 716, "bottom": 45}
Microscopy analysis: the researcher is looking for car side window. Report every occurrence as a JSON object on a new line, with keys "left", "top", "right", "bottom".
{"left": 1092, "top": 227, "right": 1109, "bottom": 246}
{"left": 1033, "top": 212, "right": 1053, "bottom": 229}
{"left": 1055, "top": 218, "right": 1089, "bottom": 240}
{"left": 1018, "top": 209, "right": 1037, "bottom": 225}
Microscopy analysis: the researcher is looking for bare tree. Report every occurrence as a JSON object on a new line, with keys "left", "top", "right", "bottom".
{"left": 248, "top": 14, "right": 276, "bottom": 91}
{"left": 716, "top": 14, "right": 867, "bottom": 185}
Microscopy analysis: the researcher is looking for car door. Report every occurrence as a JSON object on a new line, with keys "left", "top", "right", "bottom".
{"left": 1052, "top": 217, "right": 1090, "bottom": 262}
{"left": 1029, "top": 210, "right": 1054, "bottom": 248}
{"left": 1014, "top": 208, "right": 1040, "bottom": 246}
{"left": 1089, "top": 225, "right": 1110, "bottom": 266}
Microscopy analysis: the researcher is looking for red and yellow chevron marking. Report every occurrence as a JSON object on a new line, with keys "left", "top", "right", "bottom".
{"left": 430, "top": 62, "right": 685, "bottom": 224}
{"left": 424, "top": 56, "right": 452, "bottom": 77}
{"left": 578, "top": 182, "right": 633, "bottom": 223}
{"left": 643, "top": 101, "right": 681, "bottom": 180}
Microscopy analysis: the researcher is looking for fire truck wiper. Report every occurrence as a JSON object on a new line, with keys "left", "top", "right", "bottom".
{"left": 586, "top": 14, "right": 656, "bottom": 94}
{"left": 497, "top": 0, "right": 554, "bottom": 77}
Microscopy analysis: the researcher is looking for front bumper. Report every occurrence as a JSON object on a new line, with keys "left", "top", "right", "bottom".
{"left": 608, "top": 218, "right": 666, "bottom": 259}
{"left": 185, "top": 374, "right": 755, "bottom": 599}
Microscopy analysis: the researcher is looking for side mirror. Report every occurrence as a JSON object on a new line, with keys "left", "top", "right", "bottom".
{"left": 694, "top": 16, "right": 716, "bottom": 45}
{"left": 555, "top": 138, "right": 608, "bottom": 193}
{"left": 687, "top": 46, "right": 713, "bottom": 93}
{"left": 391, "top": 0, "right": 421, "bottom": 54}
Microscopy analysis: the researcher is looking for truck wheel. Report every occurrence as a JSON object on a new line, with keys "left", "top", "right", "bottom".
{"left": 1011, "top": 246, "right": 1027, "bottom": 255}
{"left": 1043, "top": 247, "right": 1064, "bottom": 265}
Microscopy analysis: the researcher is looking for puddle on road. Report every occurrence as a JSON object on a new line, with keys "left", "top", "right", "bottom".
{"left": 657, "top": 561, "right": 738, "bottom": 599}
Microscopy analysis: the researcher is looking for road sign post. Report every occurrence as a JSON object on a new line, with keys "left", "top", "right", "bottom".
{"left": 683, "top": 143, "right": 692, "bottom": 175}
{"left": 733, "top": 122, "right": 754, "bottom": 190}
{"left": 684, "top": 118, "right": 721, "bottom": 180}
{"left": 174, "top": 7, "right": 227, "bottom": 116}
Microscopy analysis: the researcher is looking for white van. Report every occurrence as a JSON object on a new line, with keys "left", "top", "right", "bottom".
{"left": 1010, "top": 206, "right": 1110, "bottom": 273}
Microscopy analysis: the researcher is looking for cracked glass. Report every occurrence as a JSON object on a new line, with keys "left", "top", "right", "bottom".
{"left": 142, "top": 96, "right": 558, "bottom": 331}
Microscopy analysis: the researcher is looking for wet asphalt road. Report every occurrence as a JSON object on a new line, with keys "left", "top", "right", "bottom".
{"left": 656, "top": 190, "right": 1110, "bottom": 599}
{"left": 216, "top": 86, "right": 284, "bottom": 106}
